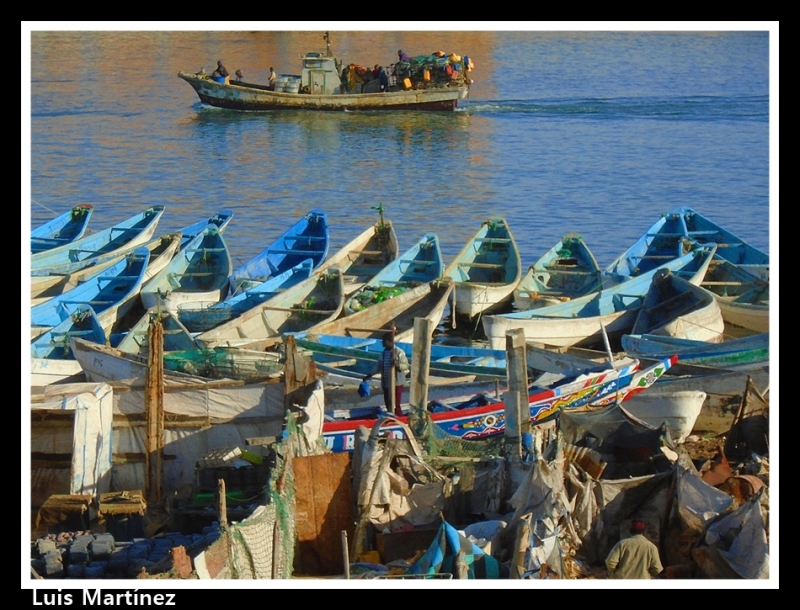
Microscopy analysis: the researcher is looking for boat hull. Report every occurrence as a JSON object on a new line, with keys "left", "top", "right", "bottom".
{"left": 179, "top": 73, "right": 467, "bottom": 112}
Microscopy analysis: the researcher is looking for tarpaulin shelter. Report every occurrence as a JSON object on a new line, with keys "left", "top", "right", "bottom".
{"left": 406, "top": 519, "right": 504, "bottom": 579}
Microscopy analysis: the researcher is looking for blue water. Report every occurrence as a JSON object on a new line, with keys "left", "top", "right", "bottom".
{"left": 26, "top": 28, "right": 773, "bottom": 323}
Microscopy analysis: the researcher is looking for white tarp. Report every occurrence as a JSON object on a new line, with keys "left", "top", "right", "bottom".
{"left": 31, "top": 383, "right": 114, "bottom": 506}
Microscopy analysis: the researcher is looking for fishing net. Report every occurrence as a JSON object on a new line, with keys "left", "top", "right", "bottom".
{"left": 226, "top": 415, "right": 311, "bottom": 579}
{"left": 409, "top": 408, "right": 505, "bottom": 459}
{"left": 162, "top": 348, "right": 283, "bottom": 382}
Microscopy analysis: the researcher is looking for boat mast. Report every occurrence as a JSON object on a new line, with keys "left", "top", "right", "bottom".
{"left": 324, "top": 31, "right": 332, "bottom": 58}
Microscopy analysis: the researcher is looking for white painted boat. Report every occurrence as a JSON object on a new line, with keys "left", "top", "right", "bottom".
{"left": 141, "top": 225, "right": 233, "bottom": 312}
{"left": 700, "top": 259, "right": 769, "bottom": 333}
{"left": 314, "top": 217, "right": 399, "bottom": 296}
{"left": 482, "top": 244, "right": 716, "bottom": 350}
{"left": 195, "top": 268, "right": 345, "bottom": 350}
{"left": 616, "top": 389, "right": 706, "bottom": 443}
{"left": 630, "top": 268, "right": 725, "bottom": 342}
{"left": 70, "top": 337, "right": 212, "bottom": 385}
{"left": 444, "top": 217, "right": 522, "bottom": 319}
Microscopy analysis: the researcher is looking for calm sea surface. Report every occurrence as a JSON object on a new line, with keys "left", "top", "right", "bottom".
{"left": 27, "top": 29, "right": 774, "bottom": 341}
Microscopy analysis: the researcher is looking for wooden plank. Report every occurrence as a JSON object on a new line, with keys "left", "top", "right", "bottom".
{"left": 293, "top": 452, "right": 354, "bottom": 576}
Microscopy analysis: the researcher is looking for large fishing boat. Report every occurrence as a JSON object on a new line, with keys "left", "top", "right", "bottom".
{"left": 178, "top": 32, "right": 472, "bottom": 112}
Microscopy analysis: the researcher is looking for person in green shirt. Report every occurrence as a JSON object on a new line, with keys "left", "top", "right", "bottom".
{"left": 605, "top": 520, "right": 663, "bottom": 579}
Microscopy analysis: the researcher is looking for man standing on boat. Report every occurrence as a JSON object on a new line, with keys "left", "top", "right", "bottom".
{"left": 212, "top": 60, "right": 229, "bottom": 78}
{"left": 268, "top": 67, "right": 277, "bottom": 90}
{"left": 605, "top": 520, "right": 663, "bottom": 579}
{"left": 363, "top": 332, "right": 409, "bottom": 416}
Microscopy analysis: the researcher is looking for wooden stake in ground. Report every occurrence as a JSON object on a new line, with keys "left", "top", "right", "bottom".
{"left": 145, "top": 312, "right": 165, "bottom": 504}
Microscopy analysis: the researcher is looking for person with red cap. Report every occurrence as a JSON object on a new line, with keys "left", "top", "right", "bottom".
{"left": 605, "top": 520, "right": 663, "bottom": 579}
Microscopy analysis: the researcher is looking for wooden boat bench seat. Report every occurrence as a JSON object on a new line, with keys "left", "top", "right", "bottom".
{"left": 61, "top": 299, "right": 114, "bottom": 306}
{"left": 283, "top": 235, "right": 327, "bottom": 241}
{"left": 636, "top": 255, "right": 678, "bottom": 260}
{"left": 350, "top": 250, "right": 387, "bottom": 257}
{"left": 184, "top": 247, "right": 227, "bottom": 253}
{"left": 50, "top": 329, "right": 98, "bottom": 339}
{"left": 267, "top": 249, "right": 322, "bottom": 255}
{"left": 98, "top": 275, "right": 139, "bottom": 281}
{"left": 543, "top": 268, "right": 599, "bottom": 275}
{"left": 458, "top": 262, "right": 505, "bottom": 269}
{"left": 472, "top": 237, "right": 512, "bottom": 243}
{"left": 400, "top": 259, "right": 438, "bottom": 265}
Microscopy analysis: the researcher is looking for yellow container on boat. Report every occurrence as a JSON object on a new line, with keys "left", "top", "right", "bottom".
{"left": 403, "top": 77, "right": 412, "bottom": 90}
{"left": 423, "top": 69, "right": 431, "bottom": 82}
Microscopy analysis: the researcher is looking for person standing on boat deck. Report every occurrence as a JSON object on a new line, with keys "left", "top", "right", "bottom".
{"left": 398, "top": 49, "right": 410, "bottom": 63}
{"left": 234, "top": 69, "right": 243, "bottom": 82}
{"left": 378, "top": 66, "right": 389, "bottom": 92}
{"left": 363, "top": 332, "right": 409, "bottom": 416}
{"left": 268, "top": 67, "right": 277, "bottom": 90}
{"left": 212, "top": 60, "right": 229, "bottom": 78}
{"left": 605, "top": 520, "right": 663, "bottom": 579}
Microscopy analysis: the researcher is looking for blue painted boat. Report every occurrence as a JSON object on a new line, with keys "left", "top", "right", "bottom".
{"left": 177, "top": 259, "right": 315, "bottom": 332}
{"left": 670, "top": 206, "right": 769, "bottom": 280}
{"left": 482, "top": 244, "right": 717, "bottom": 350}
{"left": 514, "top": 233, "right": 603, "bottom": 311}
{"left": 295, "top": 333, "right": 508, "bottom": 379}
{"left": 178, "top": 210, "right": 234, "bottom": 251}
{"left": 621, "top": 332, "right": 769, "bottom": 369}
{"left": 344, "top": 233, "right": 443, "bottom": 315}
{"left": 31, "top": 247, "right": 150, "bottom": 338}
{"left": 31, "top": 206, "right": 165, "bottom": 275}
{"left": 700, "top": 258, "right": 769, "bottom": 333}
{"left": 141, "top": 224, "right": 233, "bottom": 312}
{"left": 229, "top": 209, "right": 329, "bottom": 294}
{"left": 31, "top": 304, "right": 106, "bottom": 386}
{"left": 606, "top": 207, "right": 770, "bottom": 282}
{"left": 31, "top": 204, "right": 94, "bottom": 254}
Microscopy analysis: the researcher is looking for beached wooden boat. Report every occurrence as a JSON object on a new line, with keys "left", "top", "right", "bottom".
{"left": 314, "top": 215, "right": 399, "bottom": 295}
{"left": 31, "top": 247, "right": 150, "bottom": 339}
{"left": 668, "top": 206, "right": 769, "bottom": 281}
{"left": 31, "top": 231, "right": 183, "bottom": 307}
{"left": 344, "top": 233, "right": 443, "bottom": 315}
{"left": 30, "top": 305, "right": 106, "bottom": 387}
{"left": 607, "top": 207, "right": 770, "bottom": 282}
{"left": 229, "top": 209, "right": 329, "bottom": 294}
{"left": 177, "top": 259, "right": 315, "bottom": 333}
{"left": 178, "top": 35, "right": 471, "bottom": 112}
{"left": 514, "top": 233, "right": 604, "bottom": 311}
{"left": 116, "top": 307, "right": 200, "bottom": 357}
{"left": 444, "top": 218, "right": 522, "bottom": 319}
{"left": 482, "top": 244, "right": 717, "bottom": 350}
{"left": 305, "top": 278, "right": 454, "bottom": 345}
{"left": 195, "top": 268, "right": 345, "bottom": 350}
{"left": 700, "top": 259, "right": 769, "bottom": 332}
{"left": 140, "top": 225, "right": 233, "bottom": 312}
{"left": 70, "top": 337, "right": 218, "bottom": 385}
{"left": 321, "top": 355, "right": 674, "bottom": 452}
{"left": 295, "top": 333, "right": 508, "bottom": 381}
{"left": 621, "top": 332, "right": 769, "bottom": 369}
{"left": 630, "top": 268, "right": 725, "bottom": 342}
{"left": 30, "top": 206, "right": 165, "bottom": 275}
{"left": 561, "top": 388, "right": 706, "bottom": 444}
{"left": 178, "top": 210, "right": 233, "bottom": 251}
{"left": 31, "top": 204, "right": 94, "bottom": 254}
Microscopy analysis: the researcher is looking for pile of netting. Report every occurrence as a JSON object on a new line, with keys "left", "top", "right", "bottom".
{"left": 409, "top": 408, "right": 505, "bottom": 459}
{"left": 395, "top": 52, "right": 474, "bottom": 89}
{"left": 162, "top": 348, "right": 283, "bottom": 382}
{"left": 346, "top": 284, "right": 412, "bottom": 312}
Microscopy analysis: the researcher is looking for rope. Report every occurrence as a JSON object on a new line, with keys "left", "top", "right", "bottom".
{"left": 31, "top": 198, "right": 59, "bottom": 216}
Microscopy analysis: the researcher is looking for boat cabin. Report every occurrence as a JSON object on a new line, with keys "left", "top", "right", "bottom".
{"left": 301, "top": 52, "right": 341, "bottom": 95}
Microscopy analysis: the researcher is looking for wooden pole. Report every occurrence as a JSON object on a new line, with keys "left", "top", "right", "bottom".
{"left": 217, "top": 478, "right": 227, "bottom": 527}
{"left": 145, "top": 313, "right": 165, "bottom": 504}
{"left": 503, "top": 328, "right": 529, "bottom": 462}
{"left": 341, "top": 530, "right": 350, "bottom": 579}
{"left": 409, "top": 317, "right": 434, "bottom": 429}
{"left": 389, "top": 322, "right": 397, "bottom": 415}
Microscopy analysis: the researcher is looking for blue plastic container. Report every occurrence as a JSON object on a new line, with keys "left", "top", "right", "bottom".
{"left": 212, "top": 75, "right": 226, "bottom": 84}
